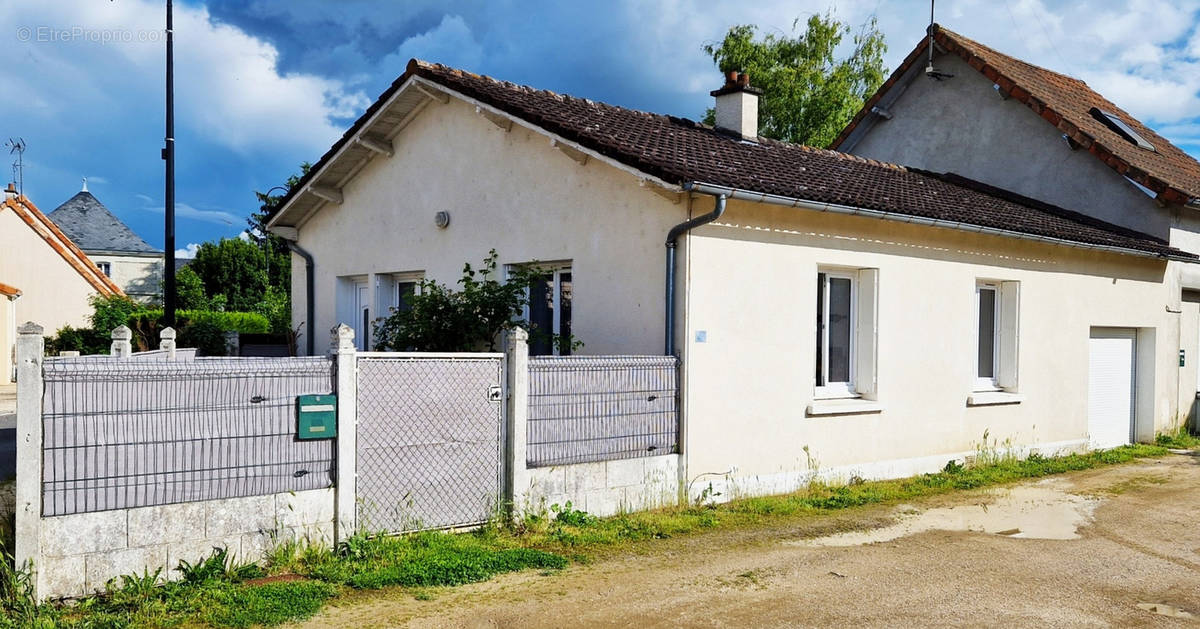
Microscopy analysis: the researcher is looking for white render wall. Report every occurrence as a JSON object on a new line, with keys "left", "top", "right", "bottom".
{"left": 37, "top": 489, "right": 334, "bottom": 599}
{"left": 87, "top": 253, "right": 162, "bottom": 303}
{"left": 680, "top": 198, "right": 1177, "bottom": 489}
{"left": 290, "top": 96, "right": 685, "bottom": 356}
{"left": 521, "top": 455, "right": 679, "bottom": 517}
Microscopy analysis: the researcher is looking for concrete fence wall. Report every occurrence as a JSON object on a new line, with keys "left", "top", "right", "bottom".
{"left": 15, "top": 323, "right": 681, "bottom": 600}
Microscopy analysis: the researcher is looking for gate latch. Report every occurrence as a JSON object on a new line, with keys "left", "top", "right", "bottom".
{"left": 487, "top": 385, "right": 502, "bottom": 402}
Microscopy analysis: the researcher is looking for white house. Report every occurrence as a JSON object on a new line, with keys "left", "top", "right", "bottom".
{"left": 833, "top": 24, "right": 1200, "bottom": 432}
{"left": 0, "top": 185, "right": 121, "bottom": 379}
{"left": 266, "top": 58, "right": 1195, "bottom": 498}
{"left": 48, "top": 182, "right": 163, "bottom": 303}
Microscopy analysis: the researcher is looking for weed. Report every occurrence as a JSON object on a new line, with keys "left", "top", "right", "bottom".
{"left": 551, "top": 501, "right": 596, "bottom": 527}
{"left": 177, "top": 546, "right": 264, "bottom": 584}
{"left": 1155, "top": 425, "right": 1200, "bottom": 449}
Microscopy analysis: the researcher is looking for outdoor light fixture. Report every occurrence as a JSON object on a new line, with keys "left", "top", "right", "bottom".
{"left": 435, "top": 211, "right": 451, "bottom": 228}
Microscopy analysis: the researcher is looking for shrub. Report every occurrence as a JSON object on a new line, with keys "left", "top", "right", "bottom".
{"left": 127, "top": 310, "right": 271, "bottom": 355}
{"left": 44, "top": 325, "right": 109, "bottom": 355}
{"left": 88, "top": 294, "right": 147, "bottom": 333}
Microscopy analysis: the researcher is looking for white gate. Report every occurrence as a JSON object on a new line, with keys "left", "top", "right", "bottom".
{"left": 354, "top": 353, "right": 504, "bottom": 532}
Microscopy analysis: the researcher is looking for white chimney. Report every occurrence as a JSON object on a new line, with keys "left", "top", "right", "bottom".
{"left": 712, "top": 70, "right": 761, "bottom": 141}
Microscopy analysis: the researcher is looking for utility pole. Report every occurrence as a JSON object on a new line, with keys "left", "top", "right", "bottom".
{"left": 163, "top": 0, "right": 177, "bottom": 325}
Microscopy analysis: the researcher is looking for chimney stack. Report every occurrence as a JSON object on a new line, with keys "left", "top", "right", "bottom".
{"left": 4, "top": 183, "right": 16, "bottom": 200}
{"left": 711, "top": 70, "right": 762, "bottom": 141}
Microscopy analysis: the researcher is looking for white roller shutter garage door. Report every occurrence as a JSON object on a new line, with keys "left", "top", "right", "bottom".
{"left": 1088, "top": 329, "right": 1136, "bottom": 449}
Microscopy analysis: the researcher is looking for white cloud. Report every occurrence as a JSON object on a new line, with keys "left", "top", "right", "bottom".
{"left": 175, "top": 243, "right": 200, "bottom": 258}
{"left": 138, "top": 200, "right": 239, "bottom": 226}
{"left": 380, "top": 15, "right": 485, "bottom": 73}
{"left": 0, "top": 0, "right": 365, "bottom": 156}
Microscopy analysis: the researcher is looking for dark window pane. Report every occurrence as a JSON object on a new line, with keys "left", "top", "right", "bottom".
{"left": 816, "top": 273, "right": 825, "bottom": 385}
{"left": 559, "top": 272, "right": 572, "bottom": 356}
{"left": 361, "top": 307, "right": 370, "bottom": 351}
{"left": 397, "top": 281, "right": 417, "bottom": 313}
{"left": 828, "top": 277, "right": 852, "bottom": 383}
{"left": 529, "top": 275, "right": 554, "bottom": 356}
{"left": 978, "top": 288, "right": 996, "bottom": 378}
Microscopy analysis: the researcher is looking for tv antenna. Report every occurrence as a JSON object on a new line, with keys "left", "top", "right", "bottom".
{"left": 5, "top": 138, "right": 25, "bottom": 196}
{"left": 924, "top": 0, "right": 954, "bottom": 80}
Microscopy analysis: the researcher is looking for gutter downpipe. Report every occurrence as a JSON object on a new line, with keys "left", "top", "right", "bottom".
{"left": 684, "top": 182, "right": 1193, "bottom": 263}
{"left": 665, "top": 189, "right": 726, "bottom": 356}
{"left": 283, "top": 240, "right": 316, "bottom": 356}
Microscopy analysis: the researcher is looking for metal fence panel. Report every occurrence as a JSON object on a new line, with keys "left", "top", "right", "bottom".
{"left": 41, "top": 356, "right": 335, "bottom": 516}
{"left": 355, "top": 356, "right": 503, "bottom": 533}
{"left": 527, "top": 356, "right": 678, "bottom": 467}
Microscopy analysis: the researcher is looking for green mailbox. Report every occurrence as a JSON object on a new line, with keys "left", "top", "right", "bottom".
{"left": 296, "top": 394, "right": 337, "bottom": 439}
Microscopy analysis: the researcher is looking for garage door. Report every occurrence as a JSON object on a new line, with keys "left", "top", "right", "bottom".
{"left": 1088, "top": 329, "right": 1136, "bottom": 449}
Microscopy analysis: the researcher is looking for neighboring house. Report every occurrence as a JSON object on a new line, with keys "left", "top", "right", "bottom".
{"left": 833, "top": 24, "right": 1200, "bottom": 430}
{"left": 0, "top": 184, "right": 122, "bottom": 379}
{"left": 48, "top": 182, "right": 163, "bottom": 303}
{"left": 266, "top": 59, "right": 1195, "bottom": 495}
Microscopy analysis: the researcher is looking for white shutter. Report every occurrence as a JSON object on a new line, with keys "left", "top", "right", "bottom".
{"left": 375, "top": 274, "right": 394, "bottom": 319}
{"left": 855, "top": 268, "right": 879, "bottom": 398}
{"left": 997, "top": 280, "right": 1020, "bottom": 389}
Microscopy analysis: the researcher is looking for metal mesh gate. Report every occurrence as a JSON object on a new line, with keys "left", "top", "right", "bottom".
{"left": 355, "top": 354, "right": 504, "bottom": 533}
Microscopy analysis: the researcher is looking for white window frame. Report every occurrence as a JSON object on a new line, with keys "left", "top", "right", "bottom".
{"left": 975, "top": 281, "right": 1001, "bottom": 392}
{"left": 974, "top": 279, "right": 1020, "bottom": 393}
{"left": 511, "top": 261, "right": 572, "bottom": 356}
{"left": 377, "top": 271, "right": 424, "bottom": 316}
{"left": 96, "top": 261, "right": 111, "bottom": 277}
{"left": 816, "top": 269, "right": 858, "bottom": 399}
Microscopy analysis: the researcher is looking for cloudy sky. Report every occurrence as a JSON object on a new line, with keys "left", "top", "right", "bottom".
{"left": 4, "top": 0, "right": 1199, "bottom": 255}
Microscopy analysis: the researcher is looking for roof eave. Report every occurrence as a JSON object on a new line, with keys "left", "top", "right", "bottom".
{"left": 682, "top": 181, "right": 1194, "bottom": 263}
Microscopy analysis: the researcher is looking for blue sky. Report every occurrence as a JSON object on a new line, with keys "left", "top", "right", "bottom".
{"left": 4, "top": 0, "right": 1200, "bottom": 255}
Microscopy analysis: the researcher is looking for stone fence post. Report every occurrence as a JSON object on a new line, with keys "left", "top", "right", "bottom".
{"left": 14, "top": 322, "right": 44, "bottom": 597}
{"left": 159, "top": 327, "right": 176, "bottom": 360}
{"left": 110, "top": 325, "right": 132, "bottom": 357}
{"left": 331, "top": 324, "right": 357, "bottom": 541}
{"left": 504, "top": 327, "right": 530, "bottom": 516}
{"left": 223, "top": 330, "right": 239, "bottom": 357}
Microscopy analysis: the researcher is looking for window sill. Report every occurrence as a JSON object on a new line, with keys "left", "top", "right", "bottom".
{"left": 966, "top": 391, "right": 1025, "bottom": 406}
{"left": 807, "top": 398, "right": 884, "bottom": 417}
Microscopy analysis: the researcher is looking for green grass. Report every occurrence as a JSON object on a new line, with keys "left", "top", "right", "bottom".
{"left": 1155, "top": 425, "right": 1200, "bottom": 449}
{"left": 0, "top": 442, "right": 1182, "bottom": 628}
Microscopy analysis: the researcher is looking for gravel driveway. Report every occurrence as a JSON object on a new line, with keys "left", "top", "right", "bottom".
{"left": 295, "top": 453, "right": 1200, "bottom": 628}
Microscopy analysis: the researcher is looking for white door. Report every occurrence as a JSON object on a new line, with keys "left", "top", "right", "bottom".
{"left": 1088, "top": 329, "right": 1136, "bottom": 449}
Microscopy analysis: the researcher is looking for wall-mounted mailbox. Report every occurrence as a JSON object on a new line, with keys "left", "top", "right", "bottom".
{"left": 297, "top": 394, "right": 337, "bottom": 439}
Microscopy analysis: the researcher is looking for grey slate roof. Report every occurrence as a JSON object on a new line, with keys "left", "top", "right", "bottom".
{"left": 48, "top": 191, "right": 160, "bottom": 254}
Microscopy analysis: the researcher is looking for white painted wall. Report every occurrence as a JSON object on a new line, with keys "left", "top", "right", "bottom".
{"left": 291, "top": 97, "right": 687, "bottom": 355}
{"left": 680, "top": 198, "right": 1175, "bottom": 493}
{"left": 88, "top": 253, "right": 162, "bottom": 303}
{"left": 0, "top": 208, "right": 98, "bottom": 334}
{"left": 847, "top": 54, "right": 1166, "bottom": 239}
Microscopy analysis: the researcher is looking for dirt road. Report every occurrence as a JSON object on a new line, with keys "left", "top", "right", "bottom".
{"left": 297, "top": 454, "right": 1200, "bottom": 628}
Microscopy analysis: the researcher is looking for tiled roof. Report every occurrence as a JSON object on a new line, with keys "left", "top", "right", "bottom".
{"left": 2, "top": 196, "right": 122, "bottom": 296}
{"left": 273, "top": 58, "right": 1194, "bottom": 261}
{"left": 48, "top": 191, "right": 160, "bottom": 254}
{"left": 833, "top": 25, "right": 1200, "bottom": 206}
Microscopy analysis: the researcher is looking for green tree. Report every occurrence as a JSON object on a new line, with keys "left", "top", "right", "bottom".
{"left": 703, "top": 13, "right": 887, "bottom": 147}
{"left": 175, "top": 266, "right": 208, "bottom": 310}
{"left": 187, "top": 238, "right": 270, "bottom": 313}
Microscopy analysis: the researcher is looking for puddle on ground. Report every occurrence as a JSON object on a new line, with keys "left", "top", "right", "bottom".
{"left": 1137, "top": 602, "right": 1196, "bottom": 619}
{"left": 790, "top": 479, "right": 1099, "bottom": 547}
